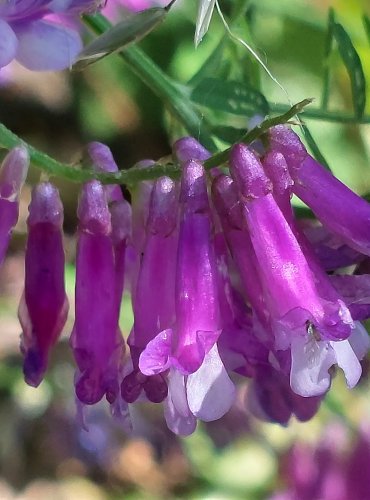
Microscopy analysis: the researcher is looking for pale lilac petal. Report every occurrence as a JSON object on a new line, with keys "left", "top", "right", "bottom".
{"left": 186, "top": 344, "right": 235, "bottom": 421}
{"left": 15, "top": 20, "right": 82, "bottom": 70}
{"left": 164, "top": 369, "right": 197, "bottom": 436}
{"left": 348, "top": 322, "right": 370, "bottom": 359}
{"left": 138, "top": 328, "right": 173, "bottom": 375}
{"left": 331, "top": 339, "right": 362, "bottom": 389}
{"left": 290, "top": 336, "right": 334, "bottom": 397}
{"left": 0, "top": 20, "right": 18, "bottom": 67}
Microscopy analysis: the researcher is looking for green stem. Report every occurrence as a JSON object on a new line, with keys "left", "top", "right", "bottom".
{"left": 82, "top": 14, "right": 216, "bottom": 150}
{"left": 270, "top": 103, "right": 370, "bottom": 124}
{"left": 0, "top": 99, "right": 314, "bottom": 185}
{"left": 204, "top": 98, "right": 313, "bottom": 168}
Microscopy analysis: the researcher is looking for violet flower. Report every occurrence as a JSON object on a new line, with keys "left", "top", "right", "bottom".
{"left": 140, "top": 160, "right": 235, "bottom": 425}
{"left": 0, "top": 0, "right": 101, "bottom": 70}
{"left": 19, "top": 182, "right": 69, "bottom": 387}
{"left": 71, "top": 181, "right": 124, "bottom": 406}
{"left": 121, "top": 176, "right": 178, "bottom": 404}
{"left": 0, "top": 146, "right": 29, "bottom": 265}
{"left": 229, "top": 144, "right": 366, "bottom": 397}
{"left": 269, "top": 125, "right": 370, "bottom": 257}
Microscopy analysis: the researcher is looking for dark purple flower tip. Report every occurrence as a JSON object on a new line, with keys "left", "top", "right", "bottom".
{"left": 143, "top": 373, "right": 168, "bottom": 403}
{"left": 28, "top": 182, "right": 63, "bottom": 227}
{"left": 173, "top": 137, "right": 211, "bottom": 163}
{"left": 147, "top": 176, "right": 178, "bottom": 236}
{"left": 229, "top": 144, "right": 272, "bottom": 199}
{"left": 77, "top": 180, "right": 111, "bottom": 235}
{"left": 0, "top": 146, "right": 29, "bottom": 200}
{"left": 180, "top": 160, "right": 208, "bottom": 212}
{"left": 268, "top": 125, "right": 307, "bottom": 172}
{"left": 75, "top": 370, "right": 106, "bottom": 405}
{"left": 121, "top": 369, "right": 146, "bottom": 403}
{"left": 22, "top": 347, "right": 47, "bottom": 388}
{"left": 211, "top": 175, "right": 243, "bottom": 230}
{"left": 263, "top": 150, "right": 293, "bottom": 195}
{"left": 110, "top": 199, "right": 132, "bottom": 246}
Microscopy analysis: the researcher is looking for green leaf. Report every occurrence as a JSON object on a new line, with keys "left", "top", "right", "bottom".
{"left": 332, "top": 21, "right": 366, "bottom": 118}
{"left": 321, "top": 8, "right": 334, "bottom": 110}
{"left": 211, "top": 125, "right": 246, "bottom": 143}
{"left": 364, "top": 15, "right": 370, "bottom": 45}
{"left": 188, "top": 38, "right": 227, "bottom": 88}
{"left": 74, "top": 7, "right": 168, "bottom": 69}
{"left": 191, "top": 78, "right": 269, "bottom": 116}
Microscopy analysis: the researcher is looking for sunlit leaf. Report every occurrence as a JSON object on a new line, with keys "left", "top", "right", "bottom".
{"left": 74, "top": 7, "right": 168, "bottom": 69}
{"left": 332, "top": 21, "right": 366, "bottom": 118}
{"left": 364, "top": 15, "right": 370, "bottom": 45}
{"left": 195, "top": 0, "right": 216, "bottom": 47}
{"left": 191, "top": 78, "right": 269, "bottom": 116}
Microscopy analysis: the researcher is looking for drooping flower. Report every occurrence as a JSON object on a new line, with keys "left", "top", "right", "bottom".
{"left": 229, "top": 143, "right": 366, "bottom": 397}
{"left": 19, "top": 182, "right": 69, "bottom": 387}
{"left": 71, "top": 180, "right": 124, "bottom": 407}
{"left": 0, "top": 0, "right": 102, "bottom": 70}
{"left": 0, "top": 146, "right": 29, "bottom": 265}
{"left": 121, "top": 176, "right": 178, "bottom": 403}
{"left": 269, "top": 125, "right": 370, "bottom": 257}
{"left": 140, "top": 160, "right": 235, "bottom": 425}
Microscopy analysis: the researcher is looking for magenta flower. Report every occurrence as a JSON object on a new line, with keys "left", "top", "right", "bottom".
{"left": 121, "top": 176, "right": 178, "bottom": 403}
{"left": 269, "top": 125, "right": 370, "bottom": 257}
{"left": 71, "top": 181, "right": 124, "bottom": 406}
{"left": 0, "top": 0, "right": 101, "bottom": 70}
{"left": 140, "top": 160, "right": 235, "bottom": 426}
{"left": 0, "top": 146, "right": 29, "bottom": 265}
{"left": 229, "top": 144, "right": 367, "bottom": 397}
{"left": 19, "top": 182, "right": 69, "bottom": 387}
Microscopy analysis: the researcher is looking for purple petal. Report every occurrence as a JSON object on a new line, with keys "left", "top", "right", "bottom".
{"left": 138, "top": 328, "right": 173, "bottom": 376}
{"left": 15, "top": 20, "right": 82, "bottom": 71}
{"left": 172, "top": 137, "right": 211, "bottom": 163}
{"left": 0, "top": 20, "right": 18, "bottom": 68}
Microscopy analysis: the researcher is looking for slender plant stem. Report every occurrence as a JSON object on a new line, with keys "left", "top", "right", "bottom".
{"left": 270, "top": 103, "right": 370, "bottom": 124}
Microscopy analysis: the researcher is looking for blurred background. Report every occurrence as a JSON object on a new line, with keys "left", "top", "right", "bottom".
{"left": 1, "top": 0, "right": 370, "bottom": 498}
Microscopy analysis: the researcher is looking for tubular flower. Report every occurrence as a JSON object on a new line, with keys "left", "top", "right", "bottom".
{"left": 121, "top": 176, "right": 178, "bottom": 404}
{"left": 0, "top": 0, "right": 102, "bottom": 70}
{"left": 19, "top": 182, "right": 68, "bottom": 387}
{"left": 71, "top": 181, "right": 124, "bottom": 407}
{"left": 229, "top": 144, "right": 367, "bottom": 397}
{"left": 140, "top": 160, "right": 235, "bottom": 426}
{"left": 0, "top": 146, "right": 29, "bottom": 265}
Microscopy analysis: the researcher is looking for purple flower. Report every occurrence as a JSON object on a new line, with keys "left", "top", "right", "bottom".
{"left": 121, "top": 176, "right": 178, "bottom": 403}
{"left": 0, "top": 146, "right": 29, "bottom": 265}
{"left": 0, "top": 0, "right": 101, "bottom": 70}
{"left": 269, "top": 125, "right": 370, "bottom": 257}
{"left": 140, "top": 160, "right": 235, "bottom": 426}
{"left": 229, "top": 144, "right": 367, "bottom": 397}
{"left": 19, "top": 182, "right": 69, "bottom": 387}
{"left": 71, "top": 180, "right": 124, "bottom": 406}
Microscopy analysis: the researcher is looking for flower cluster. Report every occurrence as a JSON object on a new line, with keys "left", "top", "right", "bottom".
{"left": 0, "top": 0, "right": 103, "bottom": 71}
{"left": 3, "top": 124, "right": 370, "bottom": 435}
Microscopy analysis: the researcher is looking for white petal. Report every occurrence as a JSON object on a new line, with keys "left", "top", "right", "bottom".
{"left": 290, "top": 335, "right": 334, "bottom": 397}
{"left": 187, "top": 343, "right": 235, "bottom": 421}
{"left": 331, "top": 339, "right": 362, "bottom": 389}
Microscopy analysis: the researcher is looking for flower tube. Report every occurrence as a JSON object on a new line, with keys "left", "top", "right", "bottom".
{"left": 19, "top": 182, "right": 68, "bottom": 387}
